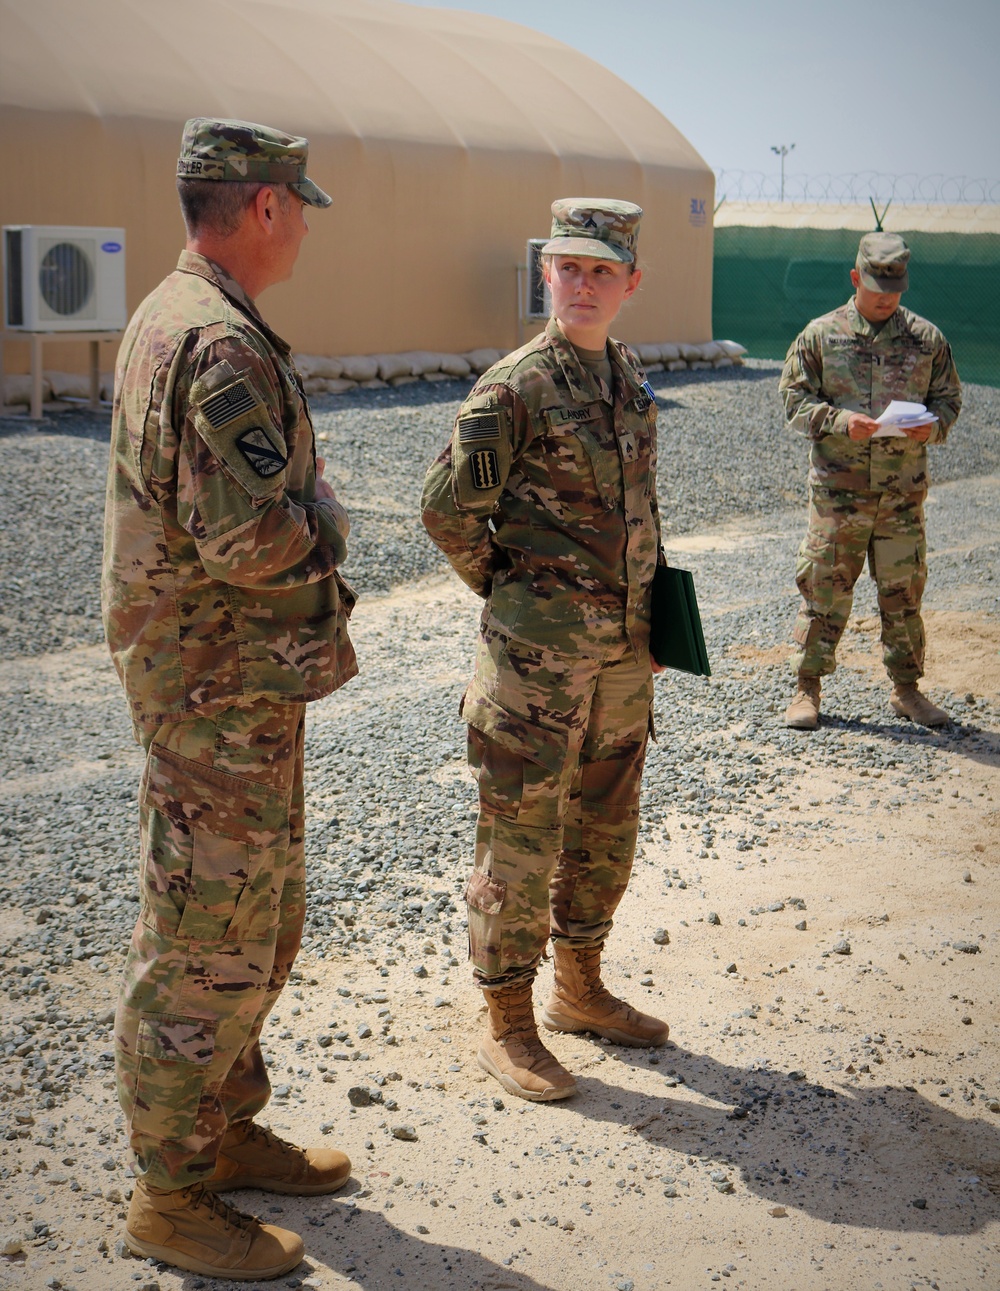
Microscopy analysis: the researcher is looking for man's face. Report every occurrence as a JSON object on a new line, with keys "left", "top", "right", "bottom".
{"left": 851, "top": 268, "right": 902, "bottom": 323}
{"left": 543, "top": 254, "right": 639, "bottom": 345}
{"left": 268, "top": 189, "right": 309, "bottom": 284}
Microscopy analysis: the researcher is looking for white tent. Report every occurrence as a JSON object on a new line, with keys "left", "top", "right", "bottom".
{"left": 1, "top": 0, "right": 715, "bottom": 362}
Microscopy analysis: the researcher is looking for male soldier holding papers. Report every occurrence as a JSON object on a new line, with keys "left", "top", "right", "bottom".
{"left": 102, "top": 118, "right": 356, "bottom": 1280}
{"left": 780, "top": 232, "right": 962, "bottom": 730}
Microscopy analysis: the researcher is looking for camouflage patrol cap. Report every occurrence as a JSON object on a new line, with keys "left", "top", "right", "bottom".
{"left": 856, "top": 232, "right": 909, "bottom": 293}
{"left": 541, "top": 198, "right": 642, "bottom": 264}
{"left": 177, "top": 118, "right": 332, "bottom": 208}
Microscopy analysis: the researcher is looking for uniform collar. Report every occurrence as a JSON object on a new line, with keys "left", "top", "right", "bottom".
{"left": 543, "top": 317, "right": 644, "bottom": 406}
{"left": 176, "top": 250, "right": 291, "bottom": 353}
{"left": 845, "top": 294, "right": 903, "bottom": 341}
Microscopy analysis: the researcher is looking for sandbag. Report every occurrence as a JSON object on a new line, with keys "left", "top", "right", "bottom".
{"left": 374, "top": 353, "right": 414, "bottom": 382}
{"left": 464, "top": 347, "right": 504, "bottom": 374}
{"left": 2, "top": 374, "right": 53, "bottom": 405}
{"left": 339, "top": 354, "right": 380, "bottom": 382}
{"left": 47, "top": 370, "right": 91, "bottom": 399}
{"left": 717, "top": 339, "right": 748, "bottom": 358}
{"left": 437, "top": 353, "right": 472, "bottom": 378}
{"left": 295, "top": 354, "right": 344, "bottom": 380}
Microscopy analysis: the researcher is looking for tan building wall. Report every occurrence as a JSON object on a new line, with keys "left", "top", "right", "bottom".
{"left": 1, "top": 0, "right": 715, "bottom": 372}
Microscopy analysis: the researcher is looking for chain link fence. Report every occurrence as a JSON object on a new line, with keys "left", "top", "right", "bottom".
{"left": 712, "top": 173, "right": 1000, "bottom": 388}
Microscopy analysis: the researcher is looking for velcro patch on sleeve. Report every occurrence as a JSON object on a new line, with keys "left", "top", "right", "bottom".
{"left": 235, "top": 427, "right": 287, "bottom": 478}
{"left": 201, "top": 379, "right": 257, "bottom": 428}
{"left": 458, "top": 412, "right": 502, "bottom": 443}
{"left": 469, "top": 448, "right": 501, "bottom": 490}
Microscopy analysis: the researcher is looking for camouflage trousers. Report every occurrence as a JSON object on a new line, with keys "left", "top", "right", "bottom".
{"left": 462, "top": 626, "right": 654, "bottom": 989}
{"left": 791, "top": 487, "right": 928, "bottom": 683}
{"left": 115, "top": 699, "right": 306, "bottom": 1189}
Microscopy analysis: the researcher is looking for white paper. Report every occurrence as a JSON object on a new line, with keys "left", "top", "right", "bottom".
{"left": 871, "top": 400, "right": 938, "bottom": 438}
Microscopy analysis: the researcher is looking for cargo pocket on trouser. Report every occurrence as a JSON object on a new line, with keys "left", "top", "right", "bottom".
{"left": 129, "top": 1012, "right": 217, "bottom": 1143}
{"left": 462, "top": 686, "right": 571, "bottom": 979}
{"left": 795, "top": 533, "right": 837, "bottom": 616}
{"left": 461, "top": 686, "right": 570, "bottom": 830}
{"left": 871, "top": 532, "right": 927, "bottom": 681}
{"left": 465, "top": 870, "right": 507, "bottom": 979}
{"left": 140, "top": 744, "right": 290, "bottom": 943}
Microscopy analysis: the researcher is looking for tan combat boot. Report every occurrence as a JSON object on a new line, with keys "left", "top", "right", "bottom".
{"left": 784, "top": 675, "right": 821, "bottom": 730}
{"left": 478, "top": 978, "right": 578, "bottom": 1102}
{"left": 890, "top": 682, "right": 950, "bottom": 727}
{"left": 125, "top": 1179, "right": 303, "bottom": 1280}
{"left": 207, "top": 1120, "right": 351, "bottom": 1195}
{"left": 541, "top": 942, "right": 670, "bottom": 1048}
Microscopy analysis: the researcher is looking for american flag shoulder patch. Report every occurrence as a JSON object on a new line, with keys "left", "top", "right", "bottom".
{"left": 200, "top": 379, "right": 258, "bottom": 428}
{"left": 458, "top": 412, "right": 501, "bottom": 443}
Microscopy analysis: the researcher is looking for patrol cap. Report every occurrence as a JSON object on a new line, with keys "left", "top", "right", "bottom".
{"left": 541, "top": 198, "right": 642, "bottom": 264}
{"left": 177, "top": 118, "right": 332, "bottom": 208}
{"left": 856, "top": 232, "right": 910, "bottom": 294}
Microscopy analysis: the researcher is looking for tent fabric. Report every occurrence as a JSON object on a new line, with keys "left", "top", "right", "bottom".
{"left": 1, "top": 0, "right": 715, "bottom": 362}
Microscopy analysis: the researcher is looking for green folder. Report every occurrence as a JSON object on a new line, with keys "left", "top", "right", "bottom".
{"left": 649, "top": 563, "right": 711, "bottom": 676}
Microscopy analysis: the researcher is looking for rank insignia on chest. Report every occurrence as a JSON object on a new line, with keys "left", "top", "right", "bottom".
{"left": 201, "top": 379, "right": 257, "bottom": 428}
{"left": 235, "top": 427, "right": 287, "bottom": 478}
{"left": 469, "top": 448, "right": 500, "bottom": 490}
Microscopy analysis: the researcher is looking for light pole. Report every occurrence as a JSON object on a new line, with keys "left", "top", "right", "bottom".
{"left": 770, "top": 143, "right": 795, "bottom": 201}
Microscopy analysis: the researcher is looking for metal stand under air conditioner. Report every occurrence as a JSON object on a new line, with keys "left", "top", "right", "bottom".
{"left": 0, "top": 329, "right": 122, "bottom": 421}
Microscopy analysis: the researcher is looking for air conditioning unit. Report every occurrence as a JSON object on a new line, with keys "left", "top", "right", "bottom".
{"left": 3, "top": 225, "right": 126, "bottom": 331}
{"left": 523, "top": 237, "right": 551, "bottom": 321}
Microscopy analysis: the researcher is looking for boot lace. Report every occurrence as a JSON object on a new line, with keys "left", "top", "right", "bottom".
{"left": 575, "top": 945, "right": 641, "bottom": 1021}
{"left": 186, "top": 1183, "right": 254, "bottom": 1233}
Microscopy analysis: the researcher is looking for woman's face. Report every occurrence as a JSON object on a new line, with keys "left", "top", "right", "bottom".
{"left": 544, "top": 254, "right": 640, "bottom": 347}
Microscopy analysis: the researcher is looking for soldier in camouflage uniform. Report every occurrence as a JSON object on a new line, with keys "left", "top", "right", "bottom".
{"left": 102, "top": 119, "right": 356, "bottom": 1280}
{"left": 780, "top": 232, "right": 962, "bottom": 730}
{"left": 421, "top": 199, "right": 670, "bottom": 1104}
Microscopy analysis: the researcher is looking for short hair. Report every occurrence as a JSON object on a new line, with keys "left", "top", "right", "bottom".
{"left": 177, "top": 178, "right": 291, "bottom": 238}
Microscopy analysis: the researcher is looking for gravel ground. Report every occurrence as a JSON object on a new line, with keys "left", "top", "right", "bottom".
{"left": 2, "top": 359, "right": 999, "bottom": 653}
{"left": 1, "top": 361, "right": 998, "bottom": 1290}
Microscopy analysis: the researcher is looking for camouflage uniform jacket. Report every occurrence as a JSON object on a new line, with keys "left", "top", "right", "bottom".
{"left": 102, "top": 251, "right": 357, "bottom": 730}
{"left": 421, "top": 319, "right": 660, "bottom": 655}
{"left": 779, "top": 297, "right": 962, "bottom": 494}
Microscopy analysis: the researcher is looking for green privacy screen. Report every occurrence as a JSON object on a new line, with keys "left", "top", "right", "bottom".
{"left": 712, "top": 225, "right": 1000, "bottom": 388}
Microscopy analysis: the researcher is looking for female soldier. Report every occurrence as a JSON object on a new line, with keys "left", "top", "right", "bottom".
{"left": 421, "top": 198, "right": 668, "bottom": 1101}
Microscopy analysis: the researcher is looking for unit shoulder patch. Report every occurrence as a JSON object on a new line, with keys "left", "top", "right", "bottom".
{"left": 235, "top": 426, "right": 287, "bottom": 478}
{"left": 469, "top": 448, "right": 501, "bottom": 490}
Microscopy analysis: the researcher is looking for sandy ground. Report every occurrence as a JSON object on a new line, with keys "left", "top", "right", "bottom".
{"left": 2, "top": 500, "right": 998, "bottom": 1291}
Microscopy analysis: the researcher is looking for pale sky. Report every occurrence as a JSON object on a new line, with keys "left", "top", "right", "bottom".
{"left": 405, "top": 0, "right": 1000, "bottom": 191}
